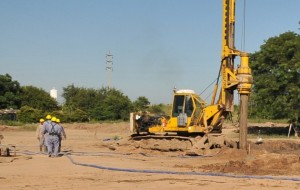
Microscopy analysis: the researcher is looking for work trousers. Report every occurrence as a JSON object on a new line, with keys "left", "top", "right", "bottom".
{"left": 38, "top": 136, "right": 48, "bottom": 152}
{"left": 46, "top": 136, "right": 60, "bottom": 157}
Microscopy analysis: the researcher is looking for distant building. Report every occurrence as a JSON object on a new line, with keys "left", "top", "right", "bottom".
{"left": 0, "top": 108, "right": 17, "bottom": 120}
{"left": 50, "top": 88, "right": 57, "bottom": 99}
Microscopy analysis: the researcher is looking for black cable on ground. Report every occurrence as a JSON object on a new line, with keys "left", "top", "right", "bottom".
{"left": 15, "top": 149, "right": 300, "bottom": 182}
{"left": 65, "top": 154, "right": 300, "bottom": 182}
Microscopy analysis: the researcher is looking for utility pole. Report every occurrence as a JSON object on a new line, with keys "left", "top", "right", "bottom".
{"left": 106, "top": 51, "right": 113, "bottom": 89}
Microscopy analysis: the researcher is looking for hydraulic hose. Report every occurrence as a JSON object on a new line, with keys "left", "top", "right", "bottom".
{"left": 12, "top": 148, "right": 300, "bottom": 182}
{"left": 65, "top": 155, "right": 300, "bottom": 182}
{"left": 17, "top": 149, "right": 211, "bottom": 159}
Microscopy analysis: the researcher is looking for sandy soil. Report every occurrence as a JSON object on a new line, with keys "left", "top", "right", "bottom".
{"left": 1, "top": 122, "right": 300, "bottom": 190}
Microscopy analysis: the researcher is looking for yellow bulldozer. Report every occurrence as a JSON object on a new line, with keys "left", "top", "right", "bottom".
{"left": 130, "top": 0, "right": 253, "bottom": 149}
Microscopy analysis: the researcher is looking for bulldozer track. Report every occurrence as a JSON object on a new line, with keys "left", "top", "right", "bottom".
{"left": 130, "top": 134, "right": 194, "bottom": 145}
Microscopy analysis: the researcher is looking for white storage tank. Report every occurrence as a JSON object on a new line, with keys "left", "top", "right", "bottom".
{"left": 50, "top": 88, "right": 57, "bottom": 99}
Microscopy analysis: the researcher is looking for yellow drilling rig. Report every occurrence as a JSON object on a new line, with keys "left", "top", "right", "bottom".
{"left": 130, "top": 0, "right": 253, "bottom": 149}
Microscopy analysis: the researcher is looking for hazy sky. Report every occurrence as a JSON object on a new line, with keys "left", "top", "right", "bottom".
{"left": 0, "top": 0, "right": 299, "bottom": 104}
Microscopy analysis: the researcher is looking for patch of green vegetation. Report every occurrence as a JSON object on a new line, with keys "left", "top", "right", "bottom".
{"left": 0, "top": 120, "right": 23, "bottom": 126}
{"left": 0, "top": 120, "right": 36, "bottom": 131}
{"left": 161, "top": 104, "right": 172, "bottom": 116}
{"left": 88, "top": 120, "right": 124, "bottom": 124}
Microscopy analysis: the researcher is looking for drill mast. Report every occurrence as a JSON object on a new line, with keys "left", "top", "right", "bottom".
{"left": 220, "top": 0, "right": 252, "bottom": 149}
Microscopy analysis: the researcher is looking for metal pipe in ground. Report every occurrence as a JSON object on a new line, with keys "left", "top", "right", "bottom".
{"left": 239, "top": 94, "right": 249, "bottom": 150}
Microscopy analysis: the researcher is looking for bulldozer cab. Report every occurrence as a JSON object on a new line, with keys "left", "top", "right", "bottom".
{"left": 170, "top": 90, "right": 206, "bottom": 128}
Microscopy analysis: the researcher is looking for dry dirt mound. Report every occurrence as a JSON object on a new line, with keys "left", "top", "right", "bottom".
{"left": 200, "top": 152, "right": 300, "bottom": 176}
{"left": 130, "top": 138, "right": 192, "bottom": 152}
{"left": 197, "top": 140, "right": 300, "bottom": 176}
{"left": 251, "top": 140, "right": 300, "bottom": 154}
{"left": 124, "top": 134, "right": 237, "bottom": 156}
{"left": 0, "top": 125, "right": 18, "bottom": 131}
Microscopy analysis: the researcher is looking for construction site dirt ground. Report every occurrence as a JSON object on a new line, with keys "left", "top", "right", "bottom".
{"left": 1, "top": 122, "right": 300, "bottom": 190}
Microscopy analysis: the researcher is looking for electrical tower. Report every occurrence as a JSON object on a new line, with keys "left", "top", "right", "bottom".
{"left": 106, "top": 51, "right": 113, "bottom": 88}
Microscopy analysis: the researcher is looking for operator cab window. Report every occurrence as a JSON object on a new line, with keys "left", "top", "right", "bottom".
{"left": 184, "top": 95, "right": 193, "bottom": 117}
{"left": 172, "top": 95, "right": 194, "bottom": 117}
{"left": 172, "top": 95, "right": 184, "bottom": 117}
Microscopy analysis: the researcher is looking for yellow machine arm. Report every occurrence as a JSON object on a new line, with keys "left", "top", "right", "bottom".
{"left": 207, "top": 0, "right": 252, "bottom": 148}
{"left": 211, "top": 0, "right": 252, "bottom": 107}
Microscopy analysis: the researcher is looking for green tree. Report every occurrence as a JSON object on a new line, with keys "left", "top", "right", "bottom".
{"left": 62, "top": 84, "right": 81, "bottom": 111}
{"left": 148, "top": 104, "right": 165, "bottom": 114}
{"left": 98, "top": 88, "right": 132, "bottom": 120}
{"left": 20, "top": 86, "right": 58, "bottom": 112}
{"left": 17, "top": 105, "right": 43, "bottom": 123}
{"left": 63, "top": 85, "right": 104, "bottom": 111}
{"left": 250, "top": 31, "right": 300, "bottom": 120}
{"left": 62, "top": 85, "right": 132, "bottom": 121}
{"left": 65, "top": 108, "right": 89, "bottom": 122}
{"left": 62, "top": 85, "right": 104, "bottom": 121}
{"left": 133, "top": 96, "right": 150, "bottom": 111}
{"left": 0, "top": 74, "right": 21, "bottom": 109}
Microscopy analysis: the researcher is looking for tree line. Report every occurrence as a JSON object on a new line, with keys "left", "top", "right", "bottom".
{"left": 1, "top": 31, "right": 300, "bottom": 123}
{"left": 0, "top": 74, "right": 163, "bottom": 123}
